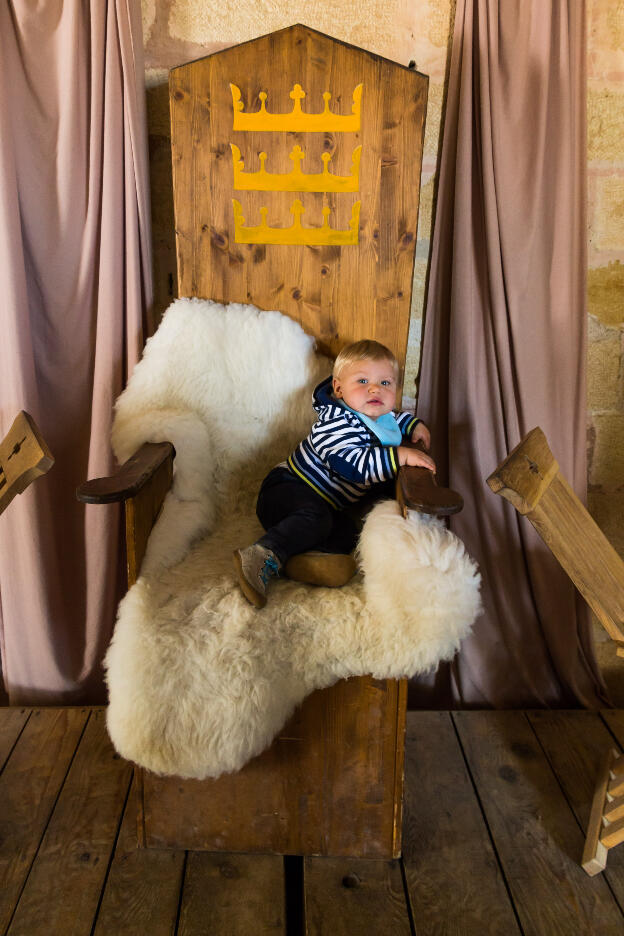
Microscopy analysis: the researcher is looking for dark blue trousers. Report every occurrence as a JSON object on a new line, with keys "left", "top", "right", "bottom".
{"left": 256, "top": 467, "right": 360, "bottom": 565}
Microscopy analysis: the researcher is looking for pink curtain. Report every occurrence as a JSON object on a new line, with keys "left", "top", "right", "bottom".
{"left": 0, "top": 1, "right": 153, "bottom": 704}
{"left": 414, "top": 0, "right": 608, "bottom": 707}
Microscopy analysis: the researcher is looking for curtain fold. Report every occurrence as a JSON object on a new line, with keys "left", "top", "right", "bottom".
{"left": 0, "top": 0, "right": 153, "bottom": 704}
{"left": 414, "top": 0, "right": 608, "bottom": 707}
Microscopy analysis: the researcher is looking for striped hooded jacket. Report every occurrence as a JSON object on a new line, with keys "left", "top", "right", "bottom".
{"left": 287, "top": 376, "right": 421, "bottom": 509}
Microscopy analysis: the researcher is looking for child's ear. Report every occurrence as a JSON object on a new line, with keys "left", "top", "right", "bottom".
{"left": 332, "top": 376, "right": 343, "bottom": 398}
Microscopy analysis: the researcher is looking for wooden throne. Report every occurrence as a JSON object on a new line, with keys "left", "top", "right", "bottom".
{"left": 78, "top": 24, "right": 428, "bottom": 858}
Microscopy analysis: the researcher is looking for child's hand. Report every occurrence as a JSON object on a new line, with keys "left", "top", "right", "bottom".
{"left": 398, "top": 445, "right": 436, "bottom": 473}
{"left": 411, "top": 421, "right": 431, "bottom": 450}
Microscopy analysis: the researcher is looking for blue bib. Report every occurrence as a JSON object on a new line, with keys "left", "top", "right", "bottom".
{"left": 344, "top": 405, "right": 402, "bottom": 445}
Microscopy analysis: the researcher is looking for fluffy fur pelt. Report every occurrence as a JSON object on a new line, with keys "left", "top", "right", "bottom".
{"left": 106, "top": 298, "right": 481, "bottom": 779}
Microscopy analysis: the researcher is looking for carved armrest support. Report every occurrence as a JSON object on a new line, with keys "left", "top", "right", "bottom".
{"left": 76, "top": 441, "right": 175, "bottom": 504}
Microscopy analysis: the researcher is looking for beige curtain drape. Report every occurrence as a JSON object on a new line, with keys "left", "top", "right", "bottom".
{"left": 414, "top": 0, "right": 608, "bottom": 707}
{"left": 0, "top": 0, "right": 153, "bottom": 704}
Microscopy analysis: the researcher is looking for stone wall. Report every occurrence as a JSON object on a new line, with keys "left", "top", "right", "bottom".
{"left": 142, "top": 0, "right": 623, "bottom": 551}
{"left": 587, "top": 0, "right": 624, "bottom": 557}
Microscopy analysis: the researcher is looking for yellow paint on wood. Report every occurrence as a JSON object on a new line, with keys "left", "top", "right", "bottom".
{"left": 230, "top": 82, "right": 362, "bottom": 132}
{"left": 231, "top": 144, "right": 361, "bottom": 192}
{"left": 232, "top": 198, "right": 360, "bottom": 245}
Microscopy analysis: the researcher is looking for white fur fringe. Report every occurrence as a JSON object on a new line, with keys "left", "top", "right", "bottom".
{"left": 105, "top": 299, "right": 481, "bottom": 779}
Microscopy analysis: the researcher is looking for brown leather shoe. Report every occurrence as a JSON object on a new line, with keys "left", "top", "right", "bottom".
{"left": 284, "top": 551, "right": 357, "bottom": 587}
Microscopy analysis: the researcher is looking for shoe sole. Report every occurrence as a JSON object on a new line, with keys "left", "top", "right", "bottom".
{"left": 233, "top": 550, "right": 266, "bottom": 608}
{"left": 284, "top": 552, "right": 357, "bottom": 587}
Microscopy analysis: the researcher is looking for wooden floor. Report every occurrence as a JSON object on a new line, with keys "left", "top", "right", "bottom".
{"left": 2, "top": 708, "right": 624, "bottom": 935}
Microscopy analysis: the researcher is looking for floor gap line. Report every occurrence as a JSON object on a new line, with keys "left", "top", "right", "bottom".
{"left": 450, "top": 712, "right": 526, "bottom": 936}
{"left": 89, "top": 770, "right": 134, "bottom": 936}
{"left": 2, "top": 708, "right": 93, "bottom": 935}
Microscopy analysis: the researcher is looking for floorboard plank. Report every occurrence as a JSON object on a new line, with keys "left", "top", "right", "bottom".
{"left": 7, "top": 708, "right": 132, "bottom": 936}
{"left": 602, "top": 709, "right": 624, "bottom": 749}
{"left": 0, "top": 708, "right": 31, "bottom": 772}
{"left": 454, "top": 711, "right": 623, "bottom": 936}
{"left": 402, "top": 711, "right": 520, "bottom": 935}
{"left": 0, "top": 707, "right": 89, "bottom": 934}
{"left": 177, "top": 852, "right": 286, "bottom": 935}
{"left": 92, "top": 775, "right": 185, "bottom": 936}
{"left": 528, "top": 709, "right": 624, "bottom": 907}
{"left": 303, "top": 857, "right": 411, "bottom": 935}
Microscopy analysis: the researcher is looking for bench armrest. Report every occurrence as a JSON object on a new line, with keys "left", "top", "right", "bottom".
{"left": 76, "top": 442, "right": 175, "bottom": 504}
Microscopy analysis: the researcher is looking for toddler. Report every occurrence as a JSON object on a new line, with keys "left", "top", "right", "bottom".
{"left": 234, "top": 339, "right": 435, "bottom": 607}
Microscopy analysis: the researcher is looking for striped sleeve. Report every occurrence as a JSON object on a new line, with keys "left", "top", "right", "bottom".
{"left": 313, "top": 415, "right": 399, "bottom": 483}
{"left": 395, "top": 411, "right": 421, "bottom": 438}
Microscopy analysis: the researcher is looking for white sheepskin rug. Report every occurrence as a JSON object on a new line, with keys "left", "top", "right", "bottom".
{"left": 106, "top": 298, "right": 481, "bottom": 779}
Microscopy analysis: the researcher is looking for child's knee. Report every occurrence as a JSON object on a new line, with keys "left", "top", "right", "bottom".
{"left": 296, "top": 503, "right": 333, "bottom": 539}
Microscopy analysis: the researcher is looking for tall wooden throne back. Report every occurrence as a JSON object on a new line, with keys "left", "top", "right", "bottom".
{"left": 140, "top": 24, "right": 427, "bottom": 858}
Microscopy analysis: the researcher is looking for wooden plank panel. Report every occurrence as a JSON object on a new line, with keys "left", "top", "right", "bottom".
{"left": 303, "top": 856, "right": 411, "bottom": 935}
{"left": 0, "top": 707, "right": 88, "bottom": 934}
{"left": 142, "top": 676, "right": 405, "bottom": 858}
{"left": 177, "top": 852, "right": 286, "bottom": 935}
{"left": 0, "top": 707, "right": 31, "bottom": 771}
{"left": 402, "top": 712, "right": 519, "bottom": 934}
{"left": 528, "top": 710, "right": 624, "bottom": 900}
{"left": 7, "top": 708, "right": 132, "bottom": 936}
{"left": 454, "top": 711, "right": 623, "bottom": 936}
{"left": 170, "top": 23, "right": 426, "bottom": 364}
{"left": 92, "top": 777, "right": 185, "bottom": 936}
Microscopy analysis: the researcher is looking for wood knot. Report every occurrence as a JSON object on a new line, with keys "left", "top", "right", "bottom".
{"left": 498, "top": 765, "right": 517, "bottom": 783}
{"left": 291, "top": 287, "right": 302, "bottom": 300}
{"left": 8, "top": 437, "right": 26, "bottom": 459}
{"left": 342, "top": 873, "right": 361, "bottom": 889}
{"left": 524, "top": 456, "right": 542, "bottom": 477}
{"left": 211, "top": 230, "right": 227, "bottom": 249}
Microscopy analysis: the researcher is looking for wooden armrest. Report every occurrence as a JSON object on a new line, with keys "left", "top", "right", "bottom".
{"left": 486, "top": 427, "right": 558, "bottom": 515}
{"left": 396, "top": 465, "right": 463, "bottom": 516}
{"left": 395, "top": 440, "right": 463, "bottom": 517}
{"left": 1, "top": 411, "right": 54, "bottom": 515}
{"left": 76, "top": 442, "right": 175, "bottom": 504}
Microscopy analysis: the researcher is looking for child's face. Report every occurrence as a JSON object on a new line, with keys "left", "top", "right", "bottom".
{"left": 332, "top": 358, "right": 398, "bottom": 421}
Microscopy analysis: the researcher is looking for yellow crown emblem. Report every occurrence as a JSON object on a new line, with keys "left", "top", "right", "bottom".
{"left": 230, "top": 83, "right": 362, "bottom": 133}
{"left": 232, "top": 198, "right": 360, "bottom": 246}
{"left": 231, "top": 144, "right": 361, "bottom": 193}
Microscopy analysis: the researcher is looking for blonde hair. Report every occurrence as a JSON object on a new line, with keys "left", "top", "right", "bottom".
{"left": 332, "top": 339, "right": 399, "bottom": 379}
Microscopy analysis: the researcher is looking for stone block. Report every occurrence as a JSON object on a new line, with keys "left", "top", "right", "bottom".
{"left": 588, "top": 490, "right": 624, "bottom": 559}
{"left": 589, "top": 413, "right": 624, "bottom": 489}
{"left": 587, "top": 0, "right": 624, "bottom": 81}
{"left": 142, "top": 0, "right": 156, "bottom": 44}
{"left": 587, "top": 315, "right": 622, "bottom": 411}
{"left": 592, "top": 176, "right": 624, "bottom": 252}
{"left": 588, "top": 85, "right": 624, "bottom": 164}
{"left": 417, "top": 176, "right": 434, "bottom": 243}
{"left": 588, "top": 261, "right": 624, "bottom": 327}
{"left": 169, "top": 0, "right": 397, "bottom": 60}
{"left": 423, "top": 81, "right": 444, "bottom": 161}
